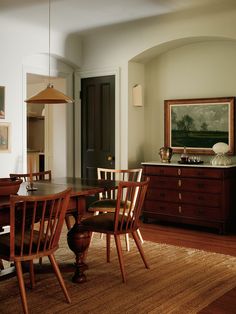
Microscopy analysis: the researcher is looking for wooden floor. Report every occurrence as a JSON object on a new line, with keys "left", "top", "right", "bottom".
{"left": 139, "top": 219, "right": 236, "bottom": 314}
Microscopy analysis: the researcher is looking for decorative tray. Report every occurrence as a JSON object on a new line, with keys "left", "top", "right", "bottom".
{"left": 178, "top": 160, "right": 204, "bottom": 165}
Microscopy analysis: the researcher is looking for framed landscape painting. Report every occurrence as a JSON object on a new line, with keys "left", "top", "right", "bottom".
{"left": 0, "top": 122, "right": 11, "bottom": 152}
{"left": 164, "top": 97, "right": 235, "bottom": 155}
{"left": 0, "top": 86, "right": 5, "bottom": 119}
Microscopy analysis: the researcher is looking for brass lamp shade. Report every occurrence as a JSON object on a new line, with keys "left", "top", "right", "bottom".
{"left": 25, "top": 83, "right": 73, "bottom": 104}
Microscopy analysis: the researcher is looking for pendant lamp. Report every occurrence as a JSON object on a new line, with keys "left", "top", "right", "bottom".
{"left": 25, "top": 0, "right": 73, "bottom": 104}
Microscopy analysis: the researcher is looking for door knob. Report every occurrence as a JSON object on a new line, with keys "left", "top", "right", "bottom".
{"left": 107, "top": 155, "right": 115, "bottom": 161}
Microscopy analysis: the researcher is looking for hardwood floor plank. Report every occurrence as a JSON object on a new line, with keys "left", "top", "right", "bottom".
{"left": 140, "top": 220, "right": 236, "bottom": 313}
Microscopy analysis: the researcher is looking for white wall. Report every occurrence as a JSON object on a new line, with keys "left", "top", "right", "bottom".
{"left": 81, "top": 5, "right": 236, "bottom": 165}
{"left": 0, "top": 14, "right": 81, "bottom": 177}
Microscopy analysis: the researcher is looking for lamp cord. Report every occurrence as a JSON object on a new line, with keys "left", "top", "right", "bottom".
{"left": 48, "top": 0, "right": 51, "bottom": 84}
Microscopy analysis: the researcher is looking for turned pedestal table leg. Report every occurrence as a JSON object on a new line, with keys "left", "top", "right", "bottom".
{"left": 67, "top": 195, "right": 91, "bottom": 283}
{"left": 67, "top": 225, "right": 91, "bottom": 283}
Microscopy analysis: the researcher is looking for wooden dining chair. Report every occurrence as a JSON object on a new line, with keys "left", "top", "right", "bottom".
{"left": 0, "top": 188, "right": 72, "bottom": 314}
{"left": 9, "top": 171, "right": 72, "bottom": 230}
{"left": 10, "top": 170, "right": 52, "bottom": 182}
{"left": 81, "top": 178, "right": 150, "bottom": 283}
{"left": 88, "top": 168, "right": 144, "bottom": 251}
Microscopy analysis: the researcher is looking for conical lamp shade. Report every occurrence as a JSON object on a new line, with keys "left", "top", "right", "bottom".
{"left": 25, "top": 84, "right": 73, "bottom": 104}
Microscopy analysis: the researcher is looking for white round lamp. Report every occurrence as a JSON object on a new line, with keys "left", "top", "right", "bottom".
{"left": 211, "top": 142, "right": 232, "bottom": 166}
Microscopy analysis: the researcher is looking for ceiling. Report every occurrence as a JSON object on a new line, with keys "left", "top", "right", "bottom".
{"left": 1, "top": 0, "right": 235, "bottom": 35}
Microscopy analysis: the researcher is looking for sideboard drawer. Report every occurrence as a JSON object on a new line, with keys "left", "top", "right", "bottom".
{"left": 180, "top": 191, "right": 221, "bottom": 207}
{"left": 149, "top": 176, "right": 222, "bottom": 193}
{"left": 144, "top": 166, "right": 180, "bottom": 177}
{"left": 144, "top": 200, "right": 222, "bottom": 220}
{"left": 144, "top": 200, "right": 179, "bottom": 215}
{"left": 180, "top": 178, "right": 222, "bottom": 193}
{"left": 149, "top": 176, "right": 179, "bottom": 189}
{"left": 179, "top": 167, "right": 223, "bottom": 179}
{"left": 180, "top": 204, "right": 222, "bottom": 220}
{"left": 147, "top": 189, "right": 220, "bottom": 206}
{"left": 147, "top": 188, "right": 179, "bottom": 202}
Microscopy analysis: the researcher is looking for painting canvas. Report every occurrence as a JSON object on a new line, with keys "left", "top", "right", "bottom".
{"left": 164, "top": 97, "right": 235, "bottom": 154}
{"left": 0, "top": 123, "right": 10, "bottom": 152}
{"left": 0, "top": 86, "right": 5, "bottom": 119}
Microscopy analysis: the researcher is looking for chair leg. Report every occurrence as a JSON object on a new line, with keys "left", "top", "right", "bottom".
{"left": 29, "top": 260, "right": 35, "bottom": 288}
{"left": 106, "top": 234, "right": 111, "bottom": 262}
{"left": 125, "top": 233, "right": 130, "bottom": 251}
{"left": 90, "top": 211, "right": 100, "bottom": 242}
{"left": 114, "top": 235, "right": 126, "bottom": 283}
{"left": 48, "top": 254, "right": 71, "bottom": 304}
{"left": 132, "top": 231, "right": 150, "bottom": 269}
{"left": 65, "top": 215, "right": 72, "bottom": 230}
{"left": 137, "top": 228, "right": 144, "bottom": 244}
{"left": 15, "top": 261, "right": 29, "bottom": 314}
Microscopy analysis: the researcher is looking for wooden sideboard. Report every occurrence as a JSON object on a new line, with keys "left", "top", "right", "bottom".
{"left": 142, "top": 162, "right": 236, "bottom": 233}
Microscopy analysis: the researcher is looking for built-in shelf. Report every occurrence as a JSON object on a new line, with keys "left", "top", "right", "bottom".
{"left": 27, "top": 115, "right": 44, "bottom": 120}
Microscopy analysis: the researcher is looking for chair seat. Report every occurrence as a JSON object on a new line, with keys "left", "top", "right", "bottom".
{"left": 88, "top": 199, "right": 130, "bottom": 213}
{"left": 82, "top": 213, "right": 133, "bottom": 232}
{"left": 0, "top": 231, "right": 47, "bottom": 258}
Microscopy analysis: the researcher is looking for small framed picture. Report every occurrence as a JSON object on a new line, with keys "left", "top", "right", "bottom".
{"left": 0, "top": 122, "right": 11, "bottom": 152}
{"left": 0, "top": 86, "right": 5, "bottom": 119}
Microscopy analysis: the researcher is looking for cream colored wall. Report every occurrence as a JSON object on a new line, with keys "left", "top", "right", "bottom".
{"left": 81, "top": 5, "right": 236, "bottom": 166}
{"left": 128, "top": 62, "right": 145, "bottom": 167}
{"left": 2, "top": 4, "right": 236, "bottom": 176}
{"left": 145, "top": 40, "right": 236, "bottom": 162}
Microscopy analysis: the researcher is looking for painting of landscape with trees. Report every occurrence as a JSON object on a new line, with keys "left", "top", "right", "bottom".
{"left": 164, "top": 97, "right": 234, "bottom": 154}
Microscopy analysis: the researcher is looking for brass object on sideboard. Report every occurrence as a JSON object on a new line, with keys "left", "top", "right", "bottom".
{"left": 159, "top": 146, "right": 173, "bottom": 163}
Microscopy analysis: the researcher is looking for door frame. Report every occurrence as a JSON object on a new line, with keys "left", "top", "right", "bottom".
{"left": 22, "top": 63, "right": 74, "bottom": 175}
{"left": 75, "top": 67, "right": 121, "bottom": 177}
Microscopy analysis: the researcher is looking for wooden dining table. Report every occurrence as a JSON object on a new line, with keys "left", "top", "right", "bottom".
{"left": 0, "top": 177, "right": 117, "bottom": 283}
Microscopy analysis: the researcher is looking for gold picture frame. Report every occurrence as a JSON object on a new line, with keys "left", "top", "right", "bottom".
{"left": 164, "top": 97, "right": 235, "bottom": 155}
{"left": 0, "top": 122, "right": 11, "bottom": 152}
{"left": 0, "top": 86, "right": 5, "bottom": 119}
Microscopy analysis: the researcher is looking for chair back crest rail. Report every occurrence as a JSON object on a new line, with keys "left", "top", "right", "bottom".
{"left": 97, "top": 168, "right": 142, "bottom": 200}
{"left": 9, "top": 170, "right": 52, "bottom": 182}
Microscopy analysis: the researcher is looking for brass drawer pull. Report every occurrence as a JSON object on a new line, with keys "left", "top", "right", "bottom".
{"left": 179, "top": 193, "right": 182, "bottom": 200}
{"left": 178, "top": 179, "right": 182, "bottom": 187}
{"left": 178, "top": 168, "right": 181, "bottom": 176}
{"left": 178, "top": 206, "right": 182, "bottom": 213}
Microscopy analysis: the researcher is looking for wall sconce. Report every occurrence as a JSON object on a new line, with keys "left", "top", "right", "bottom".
{"left": 132, "top": 84, "right": 143, "bottom": 107}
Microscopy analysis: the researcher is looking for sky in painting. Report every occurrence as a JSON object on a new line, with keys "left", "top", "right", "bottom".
{"left": 171, "top": 103, "right": 229, "bottom": 132}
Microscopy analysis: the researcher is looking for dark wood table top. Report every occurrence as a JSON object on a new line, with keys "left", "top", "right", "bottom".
{"left": 0, "top": 177, "right": 116, "bottom": 205}
{"left": 0, "top": 177, "right": 117, "bottom": 226}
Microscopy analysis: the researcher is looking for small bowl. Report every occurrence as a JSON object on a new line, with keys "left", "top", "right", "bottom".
{"left": 0, "top": 178, "right": 23, "bottom": 196}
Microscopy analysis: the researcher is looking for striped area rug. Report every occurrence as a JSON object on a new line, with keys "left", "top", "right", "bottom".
{"left": 1, "top": 230, "right": 236, "bottom": 314}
